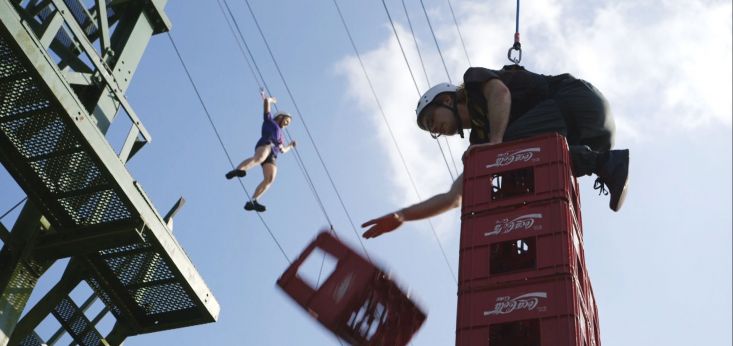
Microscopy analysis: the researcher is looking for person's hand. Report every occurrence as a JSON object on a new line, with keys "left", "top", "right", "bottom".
{"left": 289, "top": 140, "right": 297, "bottom": 148}
{"left": 361, "top": 212, "right": 404, "bottom": 239}
{"left": 267, "top": 96, "right": 277, "bottom": 104}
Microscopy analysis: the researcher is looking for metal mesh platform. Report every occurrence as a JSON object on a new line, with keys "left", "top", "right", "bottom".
{"left": 0, "top": 5, "right": 218, "bottom": 335}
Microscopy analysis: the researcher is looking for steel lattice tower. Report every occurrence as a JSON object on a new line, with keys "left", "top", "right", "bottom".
{"left": 0, "top": 1, "right": 219, "bottom": 344}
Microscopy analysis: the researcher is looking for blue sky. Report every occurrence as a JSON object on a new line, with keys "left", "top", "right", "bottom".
{"left": 1, "top": 0, "right": 731, "bottom": 345}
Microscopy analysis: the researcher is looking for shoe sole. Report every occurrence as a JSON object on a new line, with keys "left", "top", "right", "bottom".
{"left": 610, "top": 150, "right": 629, "bottom": 212}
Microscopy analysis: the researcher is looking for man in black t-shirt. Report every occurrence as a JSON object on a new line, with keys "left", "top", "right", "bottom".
{"left": 361, "top": 65, "right": 629, "bottom": 239}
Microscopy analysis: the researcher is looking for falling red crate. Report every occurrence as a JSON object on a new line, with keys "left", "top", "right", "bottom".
{"left": 456, "top": 274, "right": 591, "bottom": 346}
{"left": 277, "top": 231, "right": 426, "bottom": 346}
{"left": 462, "top": 133, "right": 581, "bottom": 216}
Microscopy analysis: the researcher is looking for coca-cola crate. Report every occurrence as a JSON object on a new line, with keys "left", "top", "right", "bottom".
{"left": 277, "top": 231, "right": 426, "bottom": 346}
{"left": 456, "top": 274, "right": 591, "bottom": 346}
{"left": 462, "top": 133, "right": 581, "bottom": 216}
{"left": 586, "top": 278, "right": 601, "bottom": 346}
{"left": 458, "top": 199, "right": 586, "bottom": 290}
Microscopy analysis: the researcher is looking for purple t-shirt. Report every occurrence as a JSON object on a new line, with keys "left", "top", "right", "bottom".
{"left": 255, "top": 112, "right": 284, "bottom": 154}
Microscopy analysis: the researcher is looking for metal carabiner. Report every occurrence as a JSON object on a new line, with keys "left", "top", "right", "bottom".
{"left": 507, "top": 42, "right": 522, "bottom": 64}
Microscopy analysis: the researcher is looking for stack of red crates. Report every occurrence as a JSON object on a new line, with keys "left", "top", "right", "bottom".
{"left": 457, "top": 133, "right": 600, "bottom": 346}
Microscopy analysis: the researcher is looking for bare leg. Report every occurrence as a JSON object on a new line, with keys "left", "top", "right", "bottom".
{"left": 252, "top": 163, "right": 277, "bottom": 201}
{"left": 236, "top": 145, "right": 271, "bottom": 171}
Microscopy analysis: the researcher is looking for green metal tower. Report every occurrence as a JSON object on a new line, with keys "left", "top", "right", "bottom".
{"left": 0, "top": 0, "right": 219, "bottom": 344}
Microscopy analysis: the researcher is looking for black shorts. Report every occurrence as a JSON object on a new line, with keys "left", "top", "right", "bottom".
{"left": 261, "top": 149, "right": 276, "bottom": 166}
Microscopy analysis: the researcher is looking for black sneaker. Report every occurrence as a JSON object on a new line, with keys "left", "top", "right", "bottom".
{"left": 594, "top": 149, "right": 629, "bottom": 212}
{"left": 252, "top": 200, "right": 266, "bottom": 212}
{"left": 244, "top": 200, "right": 266, "bottom": 212}
{"left": 225, "top": 169, "right": 246, "bottom": 180}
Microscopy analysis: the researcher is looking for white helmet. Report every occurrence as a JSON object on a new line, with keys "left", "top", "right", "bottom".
{"left": 415, "top": 83, "right": 458, "bottom": 118}
{"left": 415, "top": 83, "right": 463, "bottom": 138}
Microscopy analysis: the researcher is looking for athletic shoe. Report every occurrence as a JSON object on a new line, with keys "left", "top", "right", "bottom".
{"left": 594, "top": 149, "right": 629, "bottom": 212}
{"left": 225, "top": 169, "right": 246, "bottom": 180}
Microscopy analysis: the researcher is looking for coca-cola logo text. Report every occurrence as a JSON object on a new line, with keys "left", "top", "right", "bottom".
{"left": 485, "top": 213, "right": 543, "bottom": 236}
{"left": 483, "top": 292, "right": 548, "bottom": 316}
{"left": 486, "top": 147, "right": 541, "bottom": 168}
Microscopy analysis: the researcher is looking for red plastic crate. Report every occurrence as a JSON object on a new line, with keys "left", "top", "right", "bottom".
{"left": 462, "top": 133, "right": 581, "bottom": 216}
{"left": 456, "top": 274, "right": 591, "bottom": 346}
{"left": 586, "top": 278, "right": 601, "bottom": 346}
{"left": 277, "top": 231, "right": 426, "bottom": 346}
{"left": 458, "top": 200, "right": 586, "bottom": 290}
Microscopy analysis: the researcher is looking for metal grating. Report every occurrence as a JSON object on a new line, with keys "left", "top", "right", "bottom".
{"left": 52, "top": 296, "right": 103, "bottom": 346}
{"left": 1, "top": 2, "right": 218, "bottom": 335}
{"left": 18, "top": 332, "right": 44, "bottom": 346}
{"left": 0, "top": 111, "right": 80, "bottom": 159}
{"left": 0, "top": 33, "right": 133, "bottom": 228}
{"left": 100, "top": 243, "right": 196, "bottom": 316}
{"left": 0, "top": 76, "right": 52, "bottom": 117}
{"left": 28, "top": 151, "right": 107, "bottom": 193}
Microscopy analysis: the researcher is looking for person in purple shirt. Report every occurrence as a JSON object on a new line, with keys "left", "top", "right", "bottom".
{"left": 225, "top": 94, "right": 296, "bottom": 212}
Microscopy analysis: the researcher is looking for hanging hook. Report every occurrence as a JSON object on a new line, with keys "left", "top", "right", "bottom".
{"left": 507, "top": 32, "right": 522, "bottom": 64}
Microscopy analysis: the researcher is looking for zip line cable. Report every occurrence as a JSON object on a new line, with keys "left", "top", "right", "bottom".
{"left": 219, "top": 0, "right": 344, "bottom": 294}
{"left": 401, "top": 0, "right": 465, "bottom": 179}
{"left": 218, "top": 0, "right": 336, "bottom": 231}
{"left": 419, "top": 0, "right": 453, "bottom": 85}
{"left": 223, "top": 0, "right": 357, "bottom": 302}
{"left": 332, "top": 0, "right": 457, "bottom": 283}
{"left": 445, "top": 0, "right": 472, "bottom": 66}
{"left": 380, "top": 0, "right": 457, "bottom": 182}
{"left": 241, "top": 0, "right": 372, "bottom": 262}
{"left": 401, "top": 0, "right": 430, "bottom": 87}
{"left": 416, "top": 0, "right": 464, "bottom": 177}
{"left": 215, "top": 0, "right": 262, "bottom": 91}
{"left": 0, "top": 197, "right": 27, "bottom": 221}
{"left": 165, "top": 32, "right": 291, "bottom": 263}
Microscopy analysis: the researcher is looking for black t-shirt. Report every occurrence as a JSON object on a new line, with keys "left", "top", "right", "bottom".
{"left": 465, "top": 65, "right": 571, "bottom": 144}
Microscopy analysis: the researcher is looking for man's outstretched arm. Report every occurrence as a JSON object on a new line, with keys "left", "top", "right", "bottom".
{"left": 362, "top": 173, "right": 463, "bottom": 239}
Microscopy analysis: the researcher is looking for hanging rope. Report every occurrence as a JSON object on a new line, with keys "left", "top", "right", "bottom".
{"left": 507, "top": 0, "right": 522, "bottom": 64}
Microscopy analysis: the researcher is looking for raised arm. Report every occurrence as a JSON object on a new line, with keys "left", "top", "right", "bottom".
{"left": 483, "top": 79, "right": 511, "bottom": 144}
{"left": 263, "top": 96, "right": 277, "bottom": 116}
{"left": 361, "top": 173, "right": 463, "bottom": 239}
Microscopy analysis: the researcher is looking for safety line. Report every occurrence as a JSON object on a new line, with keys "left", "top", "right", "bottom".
{"left": 401, "top": 0, "right": 430, "bottom": 87}
{"left": 380, "top": 0, "right": 457, "bottom": 182}
{"left": 332, "top": 0, "right": 457, "bottom": 283}
{"left": 419, "top": 0, "right": 453, "bottom": 85}
{"left": 166, "top": 32, "right": 291, "bottom": 263}
{"left": 241, "top": 0, "right": 372, "bottom": 262}
{"left": 402, "top": 0, "right": 466, "bottom": 179}
{"left": 445, "top": 0, "right": 472, "bottom": 66}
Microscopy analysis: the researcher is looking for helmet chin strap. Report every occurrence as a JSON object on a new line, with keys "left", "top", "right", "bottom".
{"left": 451, "top": 101, "right": 464, "bottom": 138}
{"left": 434, "top": 100, "right": 464, "bottom": 138}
